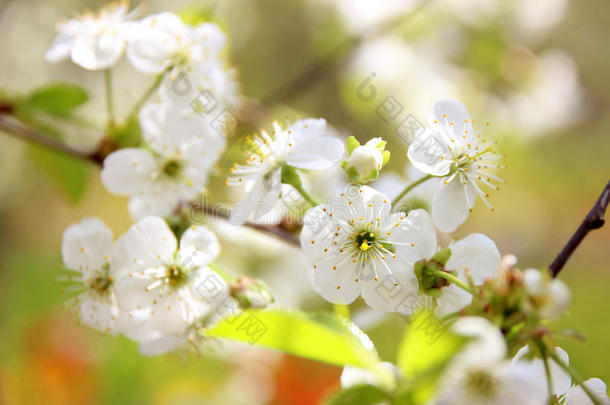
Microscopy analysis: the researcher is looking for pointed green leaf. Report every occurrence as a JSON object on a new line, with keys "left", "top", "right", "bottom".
{"left": 395, "top": 310, "right": 468, "bottom": 403}
{"left": 204, "top": 309, "right": 380, "bottom": 368}
{"left": 28, "top": 144, "right": 89, "bottom": 202}
{"left": 23, "top": 83, "right": 88, "bottom": 117}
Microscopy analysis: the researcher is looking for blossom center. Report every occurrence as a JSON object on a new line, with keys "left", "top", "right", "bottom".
{"left": 414, "top": 248, "right": 454, "bottom": 297}
{"left": 90, "top": 275, "right": 113, "bottom": 293}
{"left": 166, "top": 265, "right": 187, "bottom": 287}
{"left": 162, "top": 159, "right": 182, "bottom": 178}
{"left": 464, "top": 369, "right": 497, "bottom": 399}
{"left": 355, "top": 231, "right": 377, "bottom": 251}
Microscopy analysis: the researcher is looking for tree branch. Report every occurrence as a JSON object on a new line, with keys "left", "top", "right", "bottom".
{"left": 550, "top": 179, "right": 610, "bottom": 277}
{"left": 0, "top": 112, "right": 301, "bottom": 246}
{"left": 0, "top": 113, "right": 105, "bottom": 164}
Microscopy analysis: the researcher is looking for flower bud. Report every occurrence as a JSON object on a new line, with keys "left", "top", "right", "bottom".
{"left": 523, "top": 268, "right": 571, "bottom": 319}
{"left": 230, "top": 276, "right": 275, "bottom": 309}
{"left": 341, "top": 137, "right": 390, "bottom": 183}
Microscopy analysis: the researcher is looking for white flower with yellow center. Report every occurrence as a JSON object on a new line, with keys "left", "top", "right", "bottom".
{"left": 300, "top": 185, "right": 427, "bottom": 311}
{"left": 101, "top": 101, "right": 225, "bottom": 219}
{"left": 46, "top": 1, "right": 138, "bottom": 70}
{"left": 112, "top": 216, "right": 230, "bottom": 355}
{"left": 61, "top": 218, "right": 121, "bottom": 333}
{"left": 227, "top": 119, "right": 344, "bottom": 224}
{"left": 407, "top": 99, "right": 505, "bottom": 233}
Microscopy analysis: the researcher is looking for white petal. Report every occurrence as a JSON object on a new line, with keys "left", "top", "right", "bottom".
{"left": 285, "top": 119, "right": 344, "bottom": 170}
{"left": 179, "top": 225, "right": 220, "bottom": 269}
{"left": 79, "top": 293, "right": 119, "bottom": 334}
{"left": 361, "top": 259, "right": 420, "bottom": 314}
{"left": 431, "top": 176, "right": 478, "bottom": 233}
{"left": 229, "top": 169, "right": 282, "bottom": 224}
{"left": 564, "top": 378, "right": 610, "bottom": 405}
{"left": 126, "top": 12, "right": 184, "bottom": 73}
{"left": 428, "top": 98, "right": 471, "bottom": 136}
{"left": 61, "top": 217, "right": 113, "bottom": 277}
{"left": 45, "top": 33, "right": 74, "bottom": 62}
{"left": 112, "top": 216, "right": 176, "bottom": 273}
{"left": 451, "top": 316, "right": 507, "bottom": 364}
{"left": 512, "top": 345, "right": 572, "bottom": 397}
{"left": 407, "top": 128, "right": 452, "bottom": 176}
{"left": 101, "top": 149, "right": 157, "bottom": 195}
{"left": 70, "top": 33, "right": 125, "bottom": 70}
{"left": 446, "top": 233, "right": 501, "bottom": 284}
{"left": 391, "top": 208, "right": 437, "bottom": 264}
{"left": 127, "top": 187, "right": 183, "bottom": 220}
{"left": 311, "top": 259, "right": 361, "bottom": 305}
{"left": 434, "top": 284, "right": 472, "bottom": 318}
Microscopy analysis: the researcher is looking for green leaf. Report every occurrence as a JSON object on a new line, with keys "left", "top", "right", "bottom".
{"left": 28, "top": 144, "right": 89, "bottom": 202}
{"left": 395, "top": 310, "right": 468, "bottom": 403}
{"left": 324, "top": 384, "right": 390, "bottom": 405}
{"left": 346, "top": 136, "right": 360, "bottom": 155}
{"left": 204, "top": 309, "right": 380, "bottom": 368}
{"left": 23, "top": 83, "right": 88, "bottom": 117}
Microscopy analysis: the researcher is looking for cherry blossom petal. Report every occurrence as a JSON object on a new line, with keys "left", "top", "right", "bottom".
{"left": 446, "top": 233, "right": 500, "bottom": 284}
{"left": 101, "top": 149, "right": 157, "bottom": 195}
{"left": 286, "top": 119, "right": 344, "bottom": 170}
{"left": 407, "top": 128, "right": 452, "bottom": 176}
{"left": 45, "top": 33, "right": 74, "bottom": 62}
{"left": 179, "top": 225, "right": 221, "bottom": 268}
{"left": 431, "top": 175, "right": 478, "bottom": 233}
{"left": 61, "top": 217, "right": 113, "bottom": 276}
{"left": 230, "top": 169, "right": 282, "bottom": 225}
{"left": 434, "top": 284, "right": 472, "bottom": 318}
{"left": 564, "top": 378, "right": 610, "bottom": 405}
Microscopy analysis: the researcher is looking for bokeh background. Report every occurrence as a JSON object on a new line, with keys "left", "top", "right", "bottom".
{"left": 1, "top": 0, "right": 609, "bottom": 404}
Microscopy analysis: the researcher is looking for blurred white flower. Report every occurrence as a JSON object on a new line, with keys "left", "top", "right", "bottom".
{"left": 523, "top": 268, "right": 571, "bottom": 319}
{"left": 407, "top": 99, "right": 504, "bottom": 233}
{"left": 435, "top": 317, "right": 547, "bottom": 405}
{"left": 61, "top": 218, "right": 120, "bottom": 333}
{"left": 226, "top": 118, "right": 344, "bottom": 224}
{"left": 300, "top": 185, "right": 428, "bottom": 311}
{"left": 564, "top": 379, "right": 610, "bottom": 405}
{"left": 513, "top": 345, "right": 610, "bottom": 405}
{"left": 113, "top": 216, "right": 229, "bottom": 355}
{"left": 101, "top": 101, "right": 225, "bottom": 219}
{"left": 46, "top": 1, "right": 137, "bottom": 70}
{"left": 127, "top": 12, "right": 225, "bottom": 74}
{"left": 501, "top": 50, "right": 585, "bottom": 136}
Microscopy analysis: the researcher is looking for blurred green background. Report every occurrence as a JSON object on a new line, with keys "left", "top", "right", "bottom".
{"left": 1, "top": 0, "right": 609, "bottom": 404}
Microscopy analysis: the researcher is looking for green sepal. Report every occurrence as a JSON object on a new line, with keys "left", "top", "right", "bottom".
{"left": 431, "top": 248, "right": 452, "bottom": 266}
{"left": 346, "top": 136, "right": 360, "bottom": 156}
{"left": 382, "top": 150, "right": 391, "bottom": 166}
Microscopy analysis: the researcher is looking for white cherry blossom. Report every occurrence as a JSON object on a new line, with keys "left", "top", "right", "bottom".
{"left": 227, "top": 119, "right": 344, "bottom": 224}
{"left": 434, "top": 317, "right": 547, "bottom": 405}
{"left": 61, "top": 218, "right": 121, "bottom": 333}
{"left": 46, "top": 1, "right": 138, "bottom": 70}
{"left": 300, "top": 185, "right": 428, "bottom": 311}
{"left": 407, "top": 99, "right": 504, "bottom": 232}
{"left": 101, "top": 101, "right": 225, "bottom": 219}
{"left": 112, "top": 216, "right": 230, "bottom": 355}
{"left": 513, "top": 345, "right": 610, "bottom": 405}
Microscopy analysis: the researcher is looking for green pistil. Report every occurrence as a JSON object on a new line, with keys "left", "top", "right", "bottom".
{"left": 162, "top": 159, "right": 182, "bottom": 177}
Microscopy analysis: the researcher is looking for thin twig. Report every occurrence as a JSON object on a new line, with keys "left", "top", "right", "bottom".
{"left": 549, "top": 179, "right": 610, "bottom": 277}
{"left": 0, "top": 114, "right": 104, "bottom": 164}
{"left": 195, "top": 203, "right": 300, "bottom": 246}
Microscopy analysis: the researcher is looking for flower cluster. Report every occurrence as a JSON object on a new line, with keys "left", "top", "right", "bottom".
{"left": 44, "top": 4, "right": 608, "bottom": 404}
{"left": 61, "top": 216, "right": 233, "bottom": 355}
